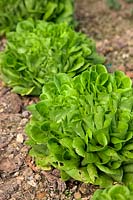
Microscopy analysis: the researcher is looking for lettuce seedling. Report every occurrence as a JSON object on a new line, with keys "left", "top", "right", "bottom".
{"left": 91, "top": 184, "right": 133, "bottom": 200}
{"left": 0, "top": 20, "right": 104, "bottom": 95}
{"left": 25, "top": 64, "right": 133, "bottom": 187}
{"left": 0, "top": 0, "right": 74, "bottom": 35}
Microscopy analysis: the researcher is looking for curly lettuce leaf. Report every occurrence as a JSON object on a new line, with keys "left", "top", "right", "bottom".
{"left": 26, "top": 64, "right": 133, "bottom": 186}
{"left": 0, "top": 20, "right": 104, "bottom": 95}
{"left": 0, "top": 0, "right": 75, "bottom": 35}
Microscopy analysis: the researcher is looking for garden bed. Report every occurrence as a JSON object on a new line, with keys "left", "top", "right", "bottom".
{"left": 0, "top": 0, "right": 133, "bottom": 199}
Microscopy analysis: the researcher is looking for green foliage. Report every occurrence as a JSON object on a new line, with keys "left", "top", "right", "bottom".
{"left": 106, "top": 0, "right": 133, "bottom": 10}
{"left": 0, "top": 20, "right": 104, "bottom": 96}
{"left": 91, "top": 184, "right": 133, "bottom": 200}
{"left": 25, "top": 64, "right": 133, "bottom": 187}
{"left": 0, "top": 0, "right": 74, "bottom": 35}
{"left": 106, "top": 0, "right": 121, "bottom": 10}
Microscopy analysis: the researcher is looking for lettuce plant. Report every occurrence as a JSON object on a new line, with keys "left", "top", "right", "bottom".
{"left": 91, "top": 184, "right": 133, "bottom": 200}
{"left": 25, "top": 64, "right": 133, "bottom": 187}
{"left": 0, "top": 20, "right": 104, "bottom": 96}
{"left": 0, "top": 0, "right": 74, "bottom": 35}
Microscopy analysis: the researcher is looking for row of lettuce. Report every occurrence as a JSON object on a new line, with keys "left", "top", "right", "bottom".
{"left": 0, "top": 0, "right": 132, "bottom": 35}
{"left": 0, "top": 0, "right": 133, "bottom": 199}
{"left": 0, "top": 0, "right": 75, "bottom": 35}
{"left": 0, "top": 20, "right": 104, "bottom": 95}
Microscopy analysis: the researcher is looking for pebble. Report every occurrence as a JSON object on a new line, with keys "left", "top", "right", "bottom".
{"left": 17, "top": 176, "right": 24, "bottom": 180}
{"left": 0, "top": 108, "right": 4, "bottom": 112}
{"left": 74, "top": 191, "right": 81, "bottom": 199}
{"left": 122, "top": 53, "right": 129, "bottom": 59}
{"left": 16, "top": 134, "right": 24, "bottom": 143}
{"left": 16, "top": 176, "right": 24, "bottom": 181}
{"left": 21, "top": 146, "right": 29, "bottom": 153}
{"left": 23, "top": 168, "right": 33, "bottom": 178}
{"left": 35, "top": 174, "right": 41, "bottom": 181}
{"left": 16, "top": 176, "right": 24, "bottom": 185}
{"left": 0, "top": 158, "right": 16, "bottom": 172}
{"left": 22, "top": 111, "right": 30, "bottom": 118}
{"left": 20, "top": 118, "right": 29, "bottom": 126}
{"left": 27, "top": 180, "right": 37, "bottom": 187}
{"left": 70, "top": 185, "right": 77, "bottom": 193}
{"left": 36, "top": 191, "right": 46, "bottom": 199}
{"left": 13, "top": 172, "right": 19, "bottom": 177}
{"left": 8, "top": 154, "right": 14, "bottom": 159}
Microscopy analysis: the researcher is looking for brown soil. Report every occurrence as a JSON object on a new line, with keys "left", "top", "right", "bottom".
{"left": 76, "top": 0, "right": 133, "bottom": 74}
{"left": 0, "top": 0, "right": 133, "bottom": 199}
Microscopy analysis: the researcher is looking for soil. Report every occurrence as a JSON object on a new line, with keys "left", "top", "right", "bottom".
{"left": 0, "top": 0, "right": 133, "bottom": 199}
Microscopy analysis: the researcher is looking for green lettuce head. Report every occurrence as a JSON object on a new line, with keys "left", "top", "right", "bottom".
{"left": 0, "top": 0, "right": 75, "bottom": 35}
{"left": 26, "top": 64, "right": 133, "bottom": 187}
{"left": 91, "top": 184, "right": 133, "bottom": 200}
{"left": 0, "top": 20, "right": 104, "bottom": 95}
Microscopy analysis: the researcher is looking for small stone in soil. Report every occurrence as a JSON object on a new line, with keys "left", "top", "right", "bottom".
{"left": 27, "top": 180, "right": 37, "bottom": 187}
{"left": 35, "top": 174, "right": 41, "bottom": 181}
{"left": 20, "top": 118, "right": 29, "bottom": 126}
{"left": 74, "top": 191, "right": 81, "bottom": 199}
{"left": 16, "top": 133, "right": 24, "bottom": 143}
{"left": 0, "top": 158, "right": 16, "bottom": 173}
{"left": 36, "top": 191, "right": 46, "bottom": 199}
{"left": 122, "top": 53, "right": 129, "bottom": 59}
{"left": 22, "top": 110, "right": 30, "bottom": 118}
